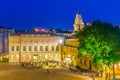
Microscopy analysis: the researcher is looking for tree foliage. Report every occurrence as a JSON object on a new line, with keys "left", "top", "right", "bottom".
{"left": 77, "top": 20, "right": 120, "bottom": 67}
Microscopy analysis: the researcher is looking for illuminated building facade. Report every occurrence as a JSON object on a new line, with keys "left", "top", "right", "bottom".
{"left": 9, "top": 32, "right": 64, "bottom": 63}
{"left": 64, "top": 39, "right": 98, "bottom": 72}
{"left": 64, "top": 39, "right": 79, "bottom": 66}
{"left": 73, "top": 11, "right": 84, "bottom": 32}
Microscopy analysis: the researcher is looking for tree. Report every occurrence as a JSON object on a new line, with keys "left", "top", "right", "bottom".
{"left": 77, "top": 20, "right": 120, "bottom": 79}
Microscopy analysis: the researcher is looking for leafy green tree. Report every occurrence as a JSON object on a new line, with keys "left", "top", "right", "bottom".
{"left": 77, "top": 20, "right": 120, "bottom": 79}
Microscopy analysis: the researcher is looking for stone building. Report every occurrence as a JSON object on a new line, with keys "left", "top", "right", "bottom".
{"left": 8, "top": 32, "right": 64, "bottom": 63}
{"left": 73, "top": 11, "right": 84, "bottom": 32}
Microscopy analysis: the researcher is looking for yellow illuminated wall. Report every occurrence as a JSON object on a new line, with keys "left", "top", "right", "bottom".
{"left": 9, "top": 33, "right": 63, "bottom": 63}
{"left": 64, "top": 39, "right": 98, "bottom": 72}
{"left": 64, "top": 39, "right": 79, "bottom": 66}
{"left": 73, "top": 12, "right": 84, "bottom": 32}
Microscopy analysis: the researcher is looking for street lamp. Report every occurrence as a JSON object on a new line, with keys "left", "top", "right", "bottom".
{"left": 59, "top": 39, "right": 63, "bottom": 44}
{"left": 59, "top": 38, "right": 64, "bottom": 62}
{"left": 45, "top": 54, "right": 48, "bottom": 60}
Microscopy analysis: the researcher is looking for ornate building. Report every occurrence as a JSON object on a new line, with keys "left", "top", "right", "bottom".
{"left": 8, "top": 32, "right": 64, "bottom": 63}
{"left": 73, "top": 11, "right": 84, "bottom": 32}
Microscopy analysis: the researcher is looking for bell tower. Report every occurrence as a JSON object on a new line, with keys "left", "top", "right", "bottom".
{"left": 73, "top": 11, "right": 84, "bottom": 32}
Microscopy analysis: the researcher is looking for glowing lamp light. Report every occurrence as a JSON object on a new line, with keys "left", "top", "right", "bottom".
{"left": 41, "top": 29, "right": 45, "bottom": 32}
{"left": 17, "top": 55, "right": 19, "bottom": 57}
{"left": 34, "top": 28, "right": 39, "bottom": 32}
{"left": 45, "top": 54, "right": 48, "bottom": 59}
{"left": 59, "top": 39, "right": 63, "bottom": 44}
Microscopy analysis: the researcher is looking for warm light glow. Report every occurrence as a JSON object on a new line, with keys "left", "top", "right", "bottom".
{"left": 118, "top": 63, "right": 120, "bottom": 66}
{"left": 41, "top": 29, "right": 45, "bottom": 32}
{"left": 59, "top": 39, "right": 63, "bottom": 44}
{"left": 17, "top": 55, "right": 19, "bottom": 57}
{"left": 23, "top": 55, "right": 25, "bottom": 57}
{"left": 45, "top": 54, "right": 48, "bottom": 59}
{"left": 117, "top": 63, "right": 120, "bottom": 66}
{"left": 64, "top": 58, "right": 71, "bottom": 63}
{"left": 34, "top": 28, "right": 39, "bottom": 32}
{"left": 115, "top": 64, "right": 117, "bottom": 68}
{"left": 33, "top": 56, "right": 37, "bottom": 59}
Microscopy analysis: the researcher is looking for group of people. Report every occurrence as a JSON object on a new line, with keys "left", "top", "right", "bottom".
{"left": 21, "top": 61, "right": 58, "bottom": 74}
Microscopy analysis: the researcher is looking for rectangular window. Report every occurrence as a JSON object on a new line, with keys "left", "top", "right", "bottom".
{"left": 34, "top": 46, "right": 37, "bottom": 51}
{"left": 40, "top": 46, "right": 43, "bottom": 51}
{"left": 56, "top": 46, "right": 59, "bottom": 51}
{"left": 16, "top": 46, "right": 19, "bottom": 51}
{"left": 51, "top": 46, "right": 54, "bottom": 51}
{"left": 28, "top": 46, "right": 32, "bottom": 51}
{"left": 23, "top": 46, "right": 26, "bottom": 51}
{"left": 11, "top": 46, "right": 14, "bottom": 51}
{"left": 45, "top": 46, "right": 48, "bottom": 51}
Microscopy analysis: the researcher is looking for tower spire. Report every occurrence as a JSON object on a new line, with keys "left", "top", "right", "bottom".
{"left": 77, "top": 10, "right": 80, "bottom": 14}
{"left": 73, "top": 11, "right": 84, "bottom": 32}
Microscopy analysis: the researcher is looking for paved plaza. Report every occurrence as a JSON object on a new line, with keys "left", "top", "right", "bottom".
{"left": 0, "top": 62, "right": 105, "bottom": 80}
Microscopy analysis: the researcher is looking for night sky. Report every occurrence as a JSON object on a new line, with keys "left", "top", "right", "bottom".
{"left": 0, "top": 0, "right": 120, "bottom": 30}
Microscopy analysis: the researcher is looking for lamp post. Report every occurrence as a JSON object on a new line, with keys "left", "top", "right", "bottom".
{"left": 59, "top": 39, "right": 63, "bottom": 61}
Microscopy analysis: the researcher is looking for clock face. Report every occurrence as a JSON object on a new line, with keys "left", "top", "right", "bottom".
{"left": 78, "top": 15, "right": 81, "bottom": 19}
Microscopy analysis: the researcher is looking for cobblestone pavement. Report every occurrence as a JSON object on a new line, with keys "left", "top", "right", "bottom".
{"left": 0, "top": 62, "right": 108, "bottom": 80}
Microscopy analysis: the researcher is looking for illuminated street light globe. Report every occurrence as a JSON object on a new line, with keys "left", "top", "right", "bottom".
{"left": 59, "top": 39, "right": 63, "bottom": 44}
{"left": 34, "top": 28, "right": 39, "bottom": 32}
{"left": 45, "top": 54, "right": 48, "bottom": 59}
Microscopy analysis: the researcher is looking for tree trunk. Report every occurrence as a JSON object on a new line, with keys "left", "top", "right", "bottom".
{"left": 113, "top": 63, "right": 115, "bottom": 79}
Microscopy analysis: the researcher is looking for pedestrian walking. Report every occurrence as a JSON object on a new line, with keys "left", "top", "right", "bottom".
{"left": 46, "top": 69, "right": 50, "bottom": 74}
{"left": 45, "top": 65, "right": 50, "bottom": 74}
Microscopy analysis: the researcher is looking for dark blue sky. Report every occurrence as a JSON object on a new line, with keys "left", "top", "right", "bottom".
{"left": 0, "top": 0, "right": 120, "bottom": 30}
